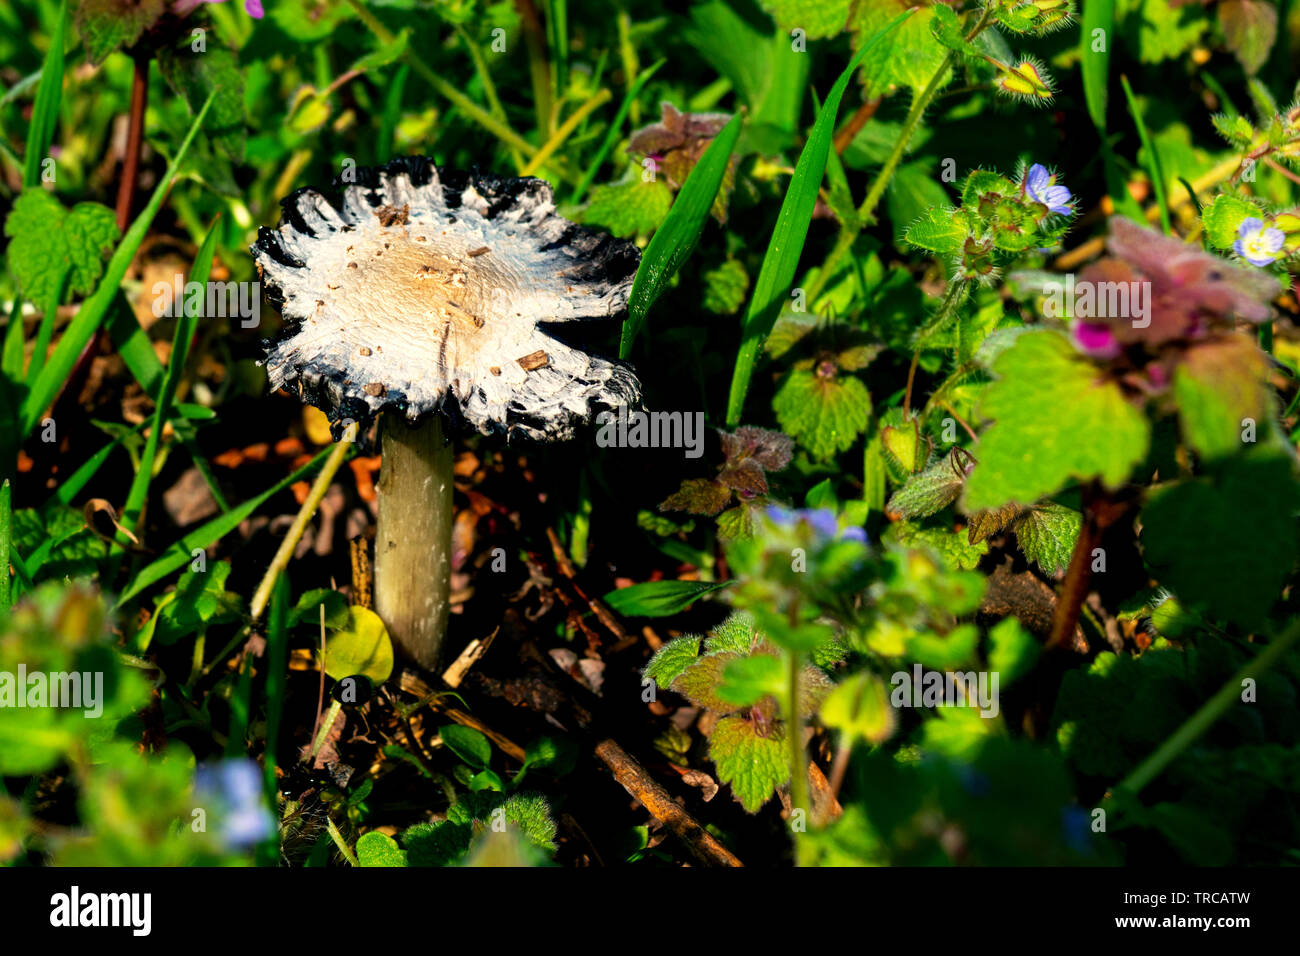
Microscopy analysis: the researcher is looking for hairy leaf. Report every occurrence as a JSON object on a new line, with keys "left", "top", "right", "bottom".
{"left": 773, "top": 369, "right": 871, "bottom": 460}
{"left": 709, "top": 715, "right": 788, "bottom": 812}
{"left": 4, "top": 190, "right": 118, "bottom": 306}
{"left": 963, "top": 330, "right": 1150, "bottom": 510}
{"left": 643, "top": 634, "right": 702, "bottom": 689}
{"left": 887, "top": 456, "right": 966, "bottom": 519}
{"left": 1014, "top": 503, "right": 1082, "bottom": 575}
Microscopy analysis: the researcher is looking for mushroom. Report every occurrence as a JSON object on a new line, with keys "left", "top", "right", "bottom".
{"left": 252, "top": 157, "right": 641, "bottom": 669}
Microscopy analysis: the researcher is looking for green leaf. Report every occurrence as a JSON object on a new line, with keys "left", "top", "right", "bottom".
{"left": 701, "top": 258, "right": 750, "bottom": 315}
{"left": 643, "top": 634, "right": 702, "bottom": 688}
{"left": 1141, "top": 455, "right": 1299, "bottom": 628}
{"left": 76, "top": 0, "right": 166, "bottom": 64}
{"left": 1201, "top": 193, "right": 1261, "bottom": 251}
{"left": 1132, "top": 0, "right": 1207, "bottom": 64}
{"left": 706, "top": 611, "right": 760, "bottom": 654}
{"left": 602, "top": 579, "right": 729, "bottom": 617}
{"left": 142, "top": 561, "right": 242, "bottom": 649}
{"left": 352, "top": 27, "right": 410, "bottom": 72}
{"left": 1014, "top": 503, "right": 1081, "bottom": 575}
{"left": 820, "top": 671, "right": 896, "bottom": 744}
{"left": 903, "top": 205, "right": 966, "bottom": 254}
{"left": 580, "top": 168, "right": 674, "bottom": 239}
{"left": 886, "top": 456, "right": 965, "bottom": 519}
{"left": 963, "top": 330, "right": 1150, "bottom": 511}
{"left": 356, "top": 831, "right": 408, "bottom": 867}
{"left": 289, "top": 588, "right": 349, "bottom": 629}
{"left": 709, "top": 715, "right": 788, "bottom": 813}
{"left": 323, "top": 607, "right": 394, "bottom": 683}
{"left": 1173, "top": 336, "right": 1270, "bottom": 462}
{"left": 440, "top": 725, "right": 492, "bottom": 769}
{"left": 1081, "top": 0, "right": 1114, "bottom": 130}
{"left": 758, "top": 0, "right": 853, "bottom": 39}
{"left": 621, "top": 113, "right": 743, "bottom": 355}
{"left": 928, "top": 2, "right": 969, "bottom": 53}
{"left": 25, "top": 1, "right": 66, "bottom": 188}
{"left": 158, "top": 42, "right": 246, "bottom": 160}
{"left": 773, "top": 369, "right": 871, "bottom": 460}
{"left": 673, "top": 653, "right": 744, "bottom": 712}
{"left": 990, "top": 3, "right": 1040, "bottom": 34}
{"left": 885, "top": 521, "right": 988, "bottom": 571}
{"left": 716, "top": 653, "right": 784, "bottom": 707}
{"left": 726, "top": 7, "right": 913, "bottom": 426}
{"left": 850, "top": 1, "right": 947, "bottom": 94}
{"left": 4, "top": 190, "right": 118, "bottom": 307}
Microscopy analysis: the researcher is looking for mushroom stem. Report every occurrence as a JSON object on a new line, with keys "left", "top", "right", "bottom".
{"left": 374, "top": 413, "right": 454, "bottom": 670}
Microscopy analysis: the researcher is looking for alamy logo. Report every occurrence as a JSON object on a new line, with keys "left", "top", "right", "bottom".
{"left": 50, "top": 886, "right": 151, "bottom": 936}
{"left": 1042, "top": 273, "right": 1151, "bottom": 328}
{"left": 594, "top": 405, "right": 706, "bottom": 459}
{"left": 890, "top": 665, "right": 1000, "bottom": 718}
{"left": 0, "top": 666, "right": 103, "bottom": 717}
{"left": 152, "top": 275, "right": 261, "bottom": 328}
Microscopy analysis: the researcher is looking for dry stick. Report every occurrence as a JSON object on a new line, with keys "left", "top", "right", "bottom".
{"left": 1046, "top": 488, "right": 1132, "bottom": 651}
{"left": 400, "top": 669, "right": 526, "bottom": 761}
{"left": 249, "top": 421, "right": 359, "bottom": 624}
{"left": 833, "top": 97, "right": 882, "bottom": 155}
{"left": 594, "top": 738, "right": 744, "bottom": 867}
{"left": 546, "top": 527, "right": 629, "bottom": 642}
{"left": 114, "top": 56, "right": 149, "bottom": 230}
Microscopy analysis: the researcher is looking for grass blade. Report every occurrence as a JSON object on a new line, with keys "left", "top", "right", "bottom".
{"left": 21, "top": 89, "right": 216, "bottom": 438}
{"left": 725, "top": 9, "right": 911, "bottom": 426}
{"left": 23, "top": 0, "right": 65, "bottom": 188}
{"left": 53, "top": 422, "right": 143, "bottom": 507}
{"left": 0, "top": 479, "right": 10, "bottom": 612}
{"left": 259, "top": 573, "right": 290, "bottom": 863}
{"left": 1080, "top": 0, "right": 1113, "bottom": 132}
{"left": 569, "top": 58, "right": 664, "bottom": 205}
{"left": 114, "top": 441, "right": 335, "bottom": 607}
{"left": 1120, "top": 75, "right": 1171, "bottom": 235}
{"left": 107, "top": 292, "right": 165, "bottom": 398}
{"left": 120, "top": 217, "right": 221, "bottom": 539}
{"left": 620, "top": 112, "right": 743, "bottom": 357}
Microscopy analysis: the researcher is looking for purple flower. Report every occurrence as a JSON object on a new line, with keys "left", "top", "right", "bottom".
{"left": 1233, "top": 217, "right": 1285, "bottom": 267}
{"left": 1023, "top": 164, "right": 1072, "bottom": 216}
{"left": 1071, "top": 320, "right": 1120, "bottom": 359}
{"left": 173, "top": 0, "right": 264, "bottom": 18}
{"left": 195, "top": 760, "right": 275, "bottom": 851}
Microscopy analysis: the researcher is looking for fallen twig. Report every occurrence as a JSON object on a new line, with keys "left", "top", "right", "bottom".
{"left": 594, "top": 738, "right": 743, "bottom": 867}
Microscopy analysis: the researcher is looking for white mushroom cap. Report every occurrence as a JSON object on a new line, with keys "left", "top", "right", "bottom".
{"left": 252, "top": 157, "right": 642, "bottom": 440}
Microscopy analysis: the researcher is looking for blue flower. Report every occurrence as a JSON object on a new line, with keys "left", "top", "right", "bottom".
{"left": 764, "top": 506, "right": 867, "bottom": 544}
{"left": 1233, "top": 217, "right": 1286, "bottom": 267}
{"left": 195, "top": 760, "right": 275, "bottom": 851}
{"left": 1061, "top": 805, "right": 1092, "bottom": 855}
{"left": 1023, "top": 164, "right": 1073, "bottom": 216}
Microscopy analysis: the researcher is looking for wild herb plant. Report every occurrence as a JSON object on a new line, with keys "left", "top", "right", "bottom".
{"left": 1, "top": 0, "right": 1298, "bottom": 871}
